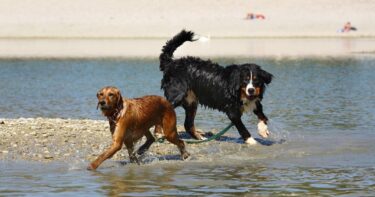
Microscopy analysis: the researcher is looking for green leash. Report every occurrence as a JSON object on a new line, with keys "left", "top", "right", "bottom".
{"left": 184, "top": 123, "right": 234, "bottom": 144}
{"left": 156, "top": 123, "right": 234, "bottom": 144}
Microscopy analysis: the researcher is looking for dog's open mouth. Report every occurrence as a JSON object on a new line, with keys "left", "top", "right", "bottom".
{"left": 246, "top": 94, "right": 257, "bottom": 100}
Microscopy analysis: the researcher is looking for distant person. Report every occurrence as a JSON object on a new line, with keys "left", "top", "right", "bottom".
{"left": 339, "top": 22, "right": 357, "bottom": 33}
{"left": 245, "top": 13, "right": 266, "bottom": 20}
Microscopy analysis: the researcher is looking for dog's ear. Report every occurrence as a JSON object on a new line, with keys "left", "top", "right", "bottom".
{"left": 116, "top": 90, "right": 123, "bottom": 107}
{"left": 229, "top": 69, "right": 241, "bottom": 96}
{"left": 259, "top": 68, "right": 273, "bottom": 85}
{"left": 96, "top": 92, "right": 100, "bottom": 110}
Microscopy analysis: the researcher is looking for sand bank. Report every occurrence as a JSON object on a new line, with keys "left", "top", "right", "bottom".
{"left": 0, "top": 118, "right": 221, "bottom": 162}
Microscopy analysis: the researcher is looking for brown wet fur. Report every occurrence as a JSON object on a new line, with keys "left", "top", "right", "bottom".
{"left": 88, "top": 86, "right": 190, "bottom": 170}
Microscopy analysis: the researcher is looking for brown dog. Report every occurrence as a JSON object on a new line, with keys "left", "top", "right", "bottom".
{"left": 87, "top": 86, "right": 190, "bottom": 170}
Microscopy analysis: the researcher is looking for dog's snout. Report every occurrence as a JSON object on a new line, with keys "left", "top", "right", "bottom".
{"left": 99, "top": 100, "right": 106, "bottom": 106}
{"left": 247, "top": 88, "right": 255, "bottom": 95}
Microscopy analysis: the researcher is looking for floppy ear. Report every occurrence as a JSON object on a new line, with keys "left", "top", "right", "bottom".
{"left": 229, "top": 69, "right": 241, "bottom": 96}
{"left": 259, "top": 69, "right": 273, "bottom": 85}
{"left": 116, "top": 91, "right": 123, "bottom": 108}
{"left": 96, "top": 92, "right": 100, "bottom": 110}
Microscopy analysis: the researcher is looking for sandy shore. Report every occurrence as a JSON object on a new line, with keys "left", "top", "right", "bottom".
{"left": 0, "top": 118, "right": 220, "bottom": 162}
{"left": 1, "top": 0, "right": 374, "bottom": 38}
{"left": 0, "top": 0, "right": 374, "bottom": 58}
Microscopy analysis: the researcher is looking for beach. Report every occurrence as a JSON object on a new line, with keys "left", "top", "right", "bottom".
{"left": 1, "top": 0, "right": 374, "bottom": 38}
{"left": 1, "top": 1, "right": 375, "bottom": 195}
{"left": 0, "top": 0, "right": 374, "bottom": 58}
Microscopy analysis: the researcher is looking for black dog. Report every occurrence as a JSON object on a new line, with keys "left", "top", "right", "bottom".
{"left": 159, "top": 30, "right": 273, "bottom": 144}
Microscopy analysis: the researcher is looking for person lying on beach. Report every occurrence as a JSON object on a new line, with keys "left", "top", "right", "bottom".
{"left": 339, "top": 22, "right": 357, "bottom": 33}
{"left": 245, "top": 13, "right": 266, "bottom": 20}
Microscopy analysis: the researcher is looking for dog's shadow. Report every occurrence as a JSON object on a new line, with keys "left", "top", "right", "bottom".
{"left": 178, "top": 132, "right": 286, "bottom": 146}
{"left": 116, "top": 135, "right": 285, "bottom": 167}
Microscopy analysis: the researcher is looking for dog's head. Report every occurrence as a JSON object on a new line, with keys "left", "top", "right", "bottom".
{"left": 229, "top": 64, "right": 273, "bottom": 100}
{"left": 96, "top": 86, "right": 123, "bottom": 116}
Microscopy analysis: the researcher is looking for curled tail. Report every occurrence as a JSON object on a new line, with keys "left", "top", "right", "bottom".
{"left": 159, "top": 30, "right": 195, "bottom": 72}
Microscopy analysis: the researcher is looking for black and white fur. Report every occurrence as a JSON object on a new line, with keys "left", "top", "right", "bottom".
{"left": 159, "top": 30, "right": 273, "bottom": 144}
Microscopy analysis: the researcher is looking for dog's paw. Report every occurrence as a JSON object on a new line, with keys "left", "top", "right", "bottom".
{"left": 87, "top": 163, "right": 96, "bottom": 171}
{"left": 245, "top": 137, "right": 257, "bottom": 145}
{"left": 181, "top": 152, "right": 191, "bottom": 160}
{"left": 199, "top": 136, "right": 208, "bottom": 141}
{"left": 258, "top": 121, "right": 270, "bottom": 138}
{"left": 189, "top": 130, "right": 207, "bottom": 141}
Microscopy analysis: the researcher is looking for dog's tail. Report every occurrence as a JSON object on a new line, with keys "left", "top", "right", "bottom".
{"left": 159, "top": 30, "right": 195, "bottom": 72}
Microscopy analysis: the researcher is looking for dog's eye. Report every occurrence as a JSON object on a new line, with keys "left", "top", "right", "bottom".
{"left": 108, "top": 93, "right": 114, "bottom": 97}
{"left": 253, "top": 79, "right": 261, "bottom": 86}
{"left": 98, "top": 93, "right": 104, "bottom": 97}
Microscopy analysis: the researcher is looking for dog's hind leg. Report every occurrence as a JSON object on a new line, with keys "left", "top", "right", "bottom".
{"left": 153, "top": 125, "right": 164, "bottom": 140}
{"left": 162, "top": 110, "right": 190, "bottom": 160}
{"left": 124, "top": 140, "right": 140, "bottom": 165}
{"left": 163, "top": 81, "right": 187, "bottom": 107}
{"left": 136, "top": 129, "right": 155, "bottom": 156}
{"left": 182, "top": 100, "right": 205, "bottom": 140}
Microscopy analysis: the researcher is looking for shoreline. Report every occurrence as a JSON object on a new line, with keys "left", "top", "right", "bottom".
{"left": 1, "top": 37, "right": 375, "bottom": 59}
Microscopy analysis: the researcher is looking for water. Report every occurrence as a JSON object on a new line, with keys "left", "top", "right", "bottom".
{"left": 1, "top": 57, "right": 375, "bottom": 196}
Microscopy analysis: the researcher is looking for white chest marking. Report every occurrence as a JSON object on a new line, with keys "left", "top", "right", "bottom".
{"left": 241, "top": 99, "right": 257, "bottom": 113}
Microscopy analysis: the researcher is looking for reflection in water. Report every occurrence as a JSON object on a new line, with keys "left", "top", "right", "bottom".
{"left": 87, "top": 162, "right": 375, "bottom": 196}
{"left": 2, "top": 161, "right": 374, "bottom": 195}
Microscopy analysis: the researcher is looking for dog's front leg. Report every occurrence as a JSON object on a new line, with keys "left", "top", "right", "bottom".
{"left": 227, "top": 110, "right": 257, "bottom": 145}
{"left": 87, "top": 124, "right": 126, "bottom": 170}
{"left": 253, "top": 100, "right": 270, "bottom": 138}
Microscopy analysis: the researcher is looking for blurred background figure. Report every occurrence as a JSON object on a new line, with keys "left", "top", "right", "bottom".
{"left": 245, "top": 12, "right": 266, "bottom": 20}
{"left": 340, "top": 21, "right": 357, "bottom": 32}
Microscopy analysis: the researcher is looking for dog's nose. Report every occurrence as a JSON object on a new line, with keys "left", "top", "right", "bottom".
{"left": 99, "top": 100, "right": 106, "bottom": 106}
{"left": 247, "top": 88, "right": 255, "bottom": 95}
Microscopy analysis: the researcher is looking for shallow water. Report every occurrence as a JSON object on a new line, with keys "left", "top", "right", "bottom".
{"left": 1, "top": 57, "right": 375, "bottom": 196}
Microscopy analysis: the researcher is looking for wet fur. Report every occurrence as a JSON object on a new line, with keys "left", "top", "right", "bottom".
{"left": 159, "top": 30, "right": 273, "bottom": 142}
{"left": 88, "top": 86, "right": 189, "bottom": 170}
